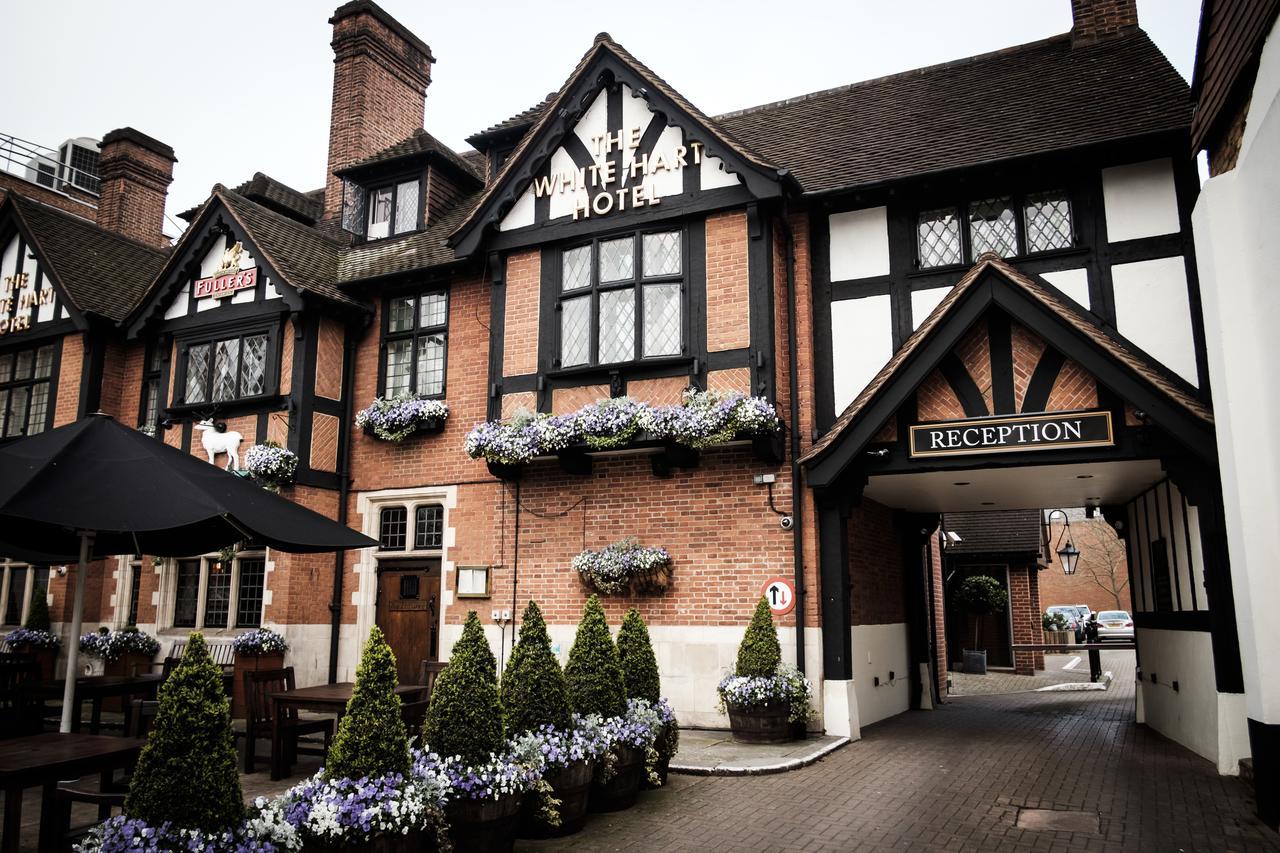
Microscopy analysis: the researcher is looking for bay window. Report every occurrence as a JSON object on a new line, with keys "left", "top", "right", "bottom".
{"left": 558, "top": 229, "right": 684, "bottom": 368}
{"left": 383, "top": 290, "right": 447, "bottom": 397}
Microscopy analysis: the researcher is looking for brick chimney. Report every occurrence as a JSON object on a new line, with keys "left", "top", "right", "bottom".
{"left": 1070, "top": 0, "right": 1139, "bottom": 47}
{"left": 96, "top": 128, "right": 176, "bottom": 248}
{"left": 322, "top": 1, "right": 435, "bottom": 223}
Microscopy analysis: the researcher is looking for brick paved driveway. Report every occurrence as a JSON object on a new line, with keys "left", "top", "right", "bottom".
{"left": 523, "top": 651, "right": 1278, "bottom": 852}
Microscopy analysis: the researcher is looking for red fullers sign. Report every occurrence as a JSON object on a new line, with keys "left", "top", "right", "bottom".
{"left": 193, "top": 266, "right": 258, "bottom": 299}
{"left": 909, "top": 410, "right": 1114, "bottom": 458}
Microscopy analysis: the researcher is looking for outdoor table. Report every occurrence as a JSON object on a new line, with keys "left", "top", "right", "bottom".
{"left": 24, "top": 674, "right": 165, "bottom": 735}
{"left": 0, "top": 732, "right": 145, "bottom": 853}
{"left": 268, "top": 682, "right": 426, "bottom": 779}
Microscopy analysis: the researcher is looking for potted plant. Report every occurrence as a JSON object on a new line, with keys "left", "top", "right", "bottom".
{"left": 356, "top": 394, "right": 449, "bottom": 441}
{"left": 265, "top": 625, "right": 449, "bottom": 852}
{"left": 718, "top": 598, "right": 814, "bottom": 744}
{"left": 4, "top": 593, "right": 60, "bottom": 680}
{"left": 616, "top": 608, "right": 678, "bottom": 787}
{"left": 425, "top": 611, "right": 530, "bottom": 852}
{"left": 82, "top": 634, "right": 259, "bottom": 851}
{"left": 956, "top": 575, "right": 1009, "bottom": 674}
{"left": 230, "top": 627, "right": 288, "bottom": 719}
{"left": 572, "top": 539, "right": 673, "bottom": 595}
{"left": 80, "top": 626, "right": 161, "bottom": 709}
{"left": 243, "top": 442, "right": 299, "bottom": 490}
{"left": 564, "top": 595, "right": 640, "bottom": 812}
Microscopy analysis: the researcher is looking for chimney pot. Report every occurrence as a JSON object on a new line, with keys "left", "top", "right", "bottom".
{"left": 1070, "top": 0, "right": 1139, "bottom": 47}
{"left": 96, "top": 127, "right": 176, "bottom": 248}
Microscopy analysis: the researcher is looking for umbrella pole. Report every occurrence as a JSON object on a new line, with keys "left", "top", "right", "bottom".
{"left": 59, "top": 531, "right": 93, "bottom": 733}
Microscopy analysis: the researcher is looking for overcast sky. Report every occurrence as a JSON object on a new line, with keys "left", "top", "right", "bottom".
{"left": 2, "top": 0, "right": 1202, "bottom": 234}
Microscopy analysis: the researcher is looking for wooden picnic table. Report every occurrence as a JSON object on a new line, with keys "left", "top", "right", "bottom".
{"left": 24, "top": 674, "right": 165, "bottom": 735}
{"left": 268, "top": 682, "right": 425, "bottom": 780}
{"left": 0, "top": 732, "right": 145, "bottom": 853}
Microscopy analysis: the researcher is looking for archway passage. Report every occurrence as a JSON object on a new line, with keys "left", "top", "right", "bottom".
{"left": 802, "top": 256, "right": 1246, "bottom": 775}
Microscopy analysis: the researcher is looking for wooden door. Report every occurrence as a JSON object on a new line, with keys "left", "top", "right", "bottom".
{"left": 375, "top": 561, "right": 441, "bottom": 685}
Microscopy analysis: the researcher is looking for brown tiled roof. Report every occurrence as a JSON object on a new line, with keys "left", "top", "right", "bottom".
{"left": 943, "top": 510, "right": 1044, "bottom": 556}
{"left": 337, "top": 191, "right": 480, "bottom": 282}
{"left": 451, "top": 33, "right": 780, "bottom": 245}
{"left": 213, "top": 188, "right": 359, "bottom": 308}
{"left": 465, "top": 96, "right": 553, "bottom": 146}
{"left": 717, "top": 30, "right": 1191, "bottom": 194}
{"left": 799, "top": 254, "right": 1213, "bottom": 466}
{"left": 232, "top": 173, "right": 323, "bottom": 223}
{"left": 338, "top": 129, "right": 482, "bottom": 182}
{"left": 8, "top": 194, "right": 168, "bottom": 322}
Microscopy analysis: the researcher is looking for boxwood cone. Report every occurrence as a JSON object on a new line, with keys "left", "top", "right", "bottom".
{"left": 564, "top": 594, "right": 626, "bottom": 718}
{"left": 616, "top": 608, "right": 660, "bottom": 704}
{"left": 424, "top": 611, "right": 504, "bottom": 765}
{"left": 124, "top": 633, "right": 244, "bottom": 832}
{"left": 736, "top": 597, "right": 782, "bottom": 677}
{"left": 23, "top": 592, "right": 51, "bottom": 630}
{"left": 325, "top": 625, "right": 411, "bottom": 780}
{"left": 501, "top": 600, "right": 572, "bottom": 735}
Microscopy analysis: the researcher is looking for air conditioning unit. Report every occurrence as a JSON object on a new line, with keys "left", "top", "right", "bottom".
{"left": 24, "top": 136, "right": 100, "bottom": 194}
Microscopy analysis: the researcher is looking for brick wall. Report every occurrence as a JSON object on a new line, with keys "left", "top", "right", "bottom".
{"left": 267, "top": 485, "right": 341, "bottom": 625}
{"left": 1039, "top": 518, "right": 1131, "bottom": 613}
{"left": 1045, "top": 358, "right": 1099, "bottom": 411}
{"left": 1008, "top": 565, "right": 1043, "bottom": 675}
{"left": 322, "top": 2, "right": 434, "bottom": 222}
{"left": 848, "top": 498, "right": 906, "bottom": 625}
{"left": 1011, "top": 321, "right": 1047, "bottom": 411}
{"left": 955, "top": 317, "right": 993, "bottom": 412}
{"left": 503, "top": 250, "right": 540, "bottom": 376}
{"left": 705, "top": 210, "right": 750, "bottom": 352}
{"left": 0, "top": 174, "right": 99, "bottom": 220}
{"left": 95, "top": 128, "right": 175, "bottom": 249}
{"left": 928, "top": 532, "right": 948, "bottom": 697}
{"left": 53, "top": 333, "right": 85, "bottom": 426}
{"left": 917, "top": 369, "right": 964, "bottom": 421}
{"left": 1070, "top": 0, "right": 1138, "bottom": 47}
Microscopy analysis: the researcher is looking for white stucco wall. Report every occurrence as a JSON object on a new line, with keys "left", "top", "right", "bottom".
{"left": 1041, "top": 267, "right": 1090, "bottom": 310}
{"left": 1101, "top": 157, "right": 1181, "bottom": 241}
{"left": 1193, "top": 17, "right": 1280, "bottom": 729}
{"left": 831, "top": 294, "right": 893, "bottom": 413}
{"left": 828, "top": 207, "right": 890, "bottom": 281}
{"left": 850, "top": 622, "right": 911, "bottom": 727}
{"left": 1110, "top": 256, "right": 1198, "bottom": 385}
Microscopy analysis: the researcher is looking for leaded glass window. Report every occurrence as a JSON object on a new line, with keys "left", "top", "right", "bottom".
{"left": 557, "top": 229, "right": 684, "bottom": 368}
{"left": 173, "top": 560, "right": 200, "bottom": 628}
{"left": 1024, "top": 191, "right": 1074, "bottom": 252}
{"left": 917, "top": 208, "right": 963, "bottom": 269}
{"left": 365, "top": 178, "right": 422, "bottom": 240}
{"left": 382, "top": 290, "right": 448, "bottom": 397}
{"left": 0, "top": 343, "right": 56, "bottom": 437}
{"left": 917, "top": 191, "right": 1075, "bottom": 267}
{"left": 182, "top": 332, "right": 270, "bottom": 405}
{"left": 203, "top": 563, "right": 231, "bottom": 628}
{"left": 140, "top": 344, "right": 163, "bottom": 432}
{"left": 968, "top": 197, "right": 1017, "bottom": 258}
{"left": 236, "top": 558, "right": 265, "bottom": 627}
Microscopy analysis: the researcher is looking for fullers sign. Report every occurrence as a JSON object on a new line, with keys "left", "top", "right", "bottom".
{"left": 909, "top": 411, "right": 1114, "bottom": 458}
{"left": 194, "top": 266, "right": 257, "bottom": 300}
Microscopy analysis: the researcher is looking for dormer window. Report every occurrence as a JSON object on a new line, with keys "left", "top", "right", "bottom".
{"left": 366, "top": 179, "right": 421, "bottom": 239}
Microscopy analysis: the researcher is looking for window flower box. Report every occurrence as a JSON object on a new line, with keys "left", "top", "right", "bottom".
{"left": 571, "top": 539, "right": 672, "bottom": 596}
{"left": 356, "top": 394, "right": 448, "bottom": 442}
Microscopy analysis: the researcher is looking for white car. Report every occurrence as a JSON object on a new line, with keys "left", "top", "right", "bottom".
{"left": 1095, "top": 610, "right": 1134, "bottom": 641}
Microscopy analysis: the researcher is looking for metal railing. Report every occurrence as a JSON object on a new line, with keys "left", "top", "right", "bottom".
{"left": 0, "top": 132, "right": 100, "bottom": 198}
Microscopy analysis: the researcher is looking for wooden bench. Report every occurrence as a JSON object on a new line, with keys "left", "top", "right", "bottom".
{"left": 164, "top": 639, "right": 236, "bottom": 668}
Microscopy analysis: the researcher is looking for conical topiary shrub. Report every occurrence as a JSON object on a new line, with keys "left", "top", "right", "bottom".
{"left": 501, "top": 600, "right": 572, "bottom": 736}
{"left": 735, "top": 597, "right": 782, "bottom": 677}
{"left": 325, "top": 625, "right": 410, "bottom": 780}
{"left": 616, "top": 608, "right": 660, "bottom": 704}
{"left": 124, "top": 633, "right": 243, "bottom": 832}
{"left": 564, "top": 595, "right": 626, "bottom": 719}
{"left": 452, "top": 607, "right": 498, "bottom": 684}
{"left": 23, "top": 592, "right": 51, "bottom": 631}
{"left": 424, "top": 611, "right": 504, "bottom": 765}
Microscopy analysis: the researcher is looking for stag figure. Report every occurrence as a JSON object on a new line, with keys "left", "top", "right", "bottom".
{"left": 194, "top": 419, "right": 243, "bottom": 470}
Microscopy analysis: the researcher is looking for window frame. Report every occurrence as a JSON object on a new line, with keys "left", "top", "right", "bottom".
{"left": 171, "top": 321, "right": 278, "bottom": 411}
{"left": 0, "top": 338, "right": 61, "bottom": 440}
{"left": 0, "top": 562, "right": 49, "bottom": 627}
{"left": 375, "top": 502, "right": 446, "bottom": 558}
{"left": 914, "top": 189, "right": 1076, "bottom": 271}
{"left": 165, "top": 551, "right": 267, "bottom": 632}
{"left": 363, "top": 176, "right": 424, "bottom": 242}
{"left": 138, "top": 342, "right": 165, "bottom": 432}
{"left": 379, "top": 287, "right": 449, "bottom": 400}
{"left": 553, "top": 227, "right": 688, "bottom": 370}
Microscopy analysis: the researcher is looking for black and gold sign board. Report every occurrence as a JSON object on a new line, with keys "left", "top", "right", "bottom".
{"left": 909, "top": 411, "right": 1114, "bottom": 458}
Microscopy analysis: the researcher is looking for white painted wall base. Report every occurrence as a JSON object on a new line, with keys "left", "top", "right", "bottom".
{"left": 823, "top": 679, "right": 860, "bottom": 740}
{"left": 851, "top": 623, "right": 911, "bottom": 727}
{"left": 1136, "top": 627, "right": 1250, "bottom": 773}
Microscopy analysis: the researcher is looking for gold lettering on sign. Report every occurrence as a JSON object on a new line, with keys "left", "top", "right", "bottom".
{"left": 0, "top": 271, "right": 53, "bottom": 337}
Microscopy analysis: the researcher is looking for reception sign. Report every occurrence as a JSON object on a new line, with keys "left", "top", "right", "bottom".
{"left": 909, "top": 410, "right": 1114, "bottom": 458}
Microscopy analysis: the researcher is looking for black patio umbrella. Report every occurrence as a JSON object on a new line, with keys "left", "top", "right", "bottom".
{"left": 0, "top": 413, "right": 377, "bottom": 730}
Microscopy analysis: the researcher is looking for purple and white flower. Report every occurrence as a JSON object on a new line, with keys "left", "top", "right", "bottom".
{"left": 717, "top": 663, "right": 814, "bottom": 724}
{"left": 4, "top": 627, "right": 60, "bottom": 651}
{"left": 243, "top": 443, "right": 298, "bottom": 487}
{"left": 231, "top": 628, "right": 288, "bottom": 656}
{"left": 571, "top": 538, "right": 671, "bottom": 595}
{"left": 356, "top": 394, "right": 449, "bottom": 442}
{"left": 78, "top": 628, "right": 160, "bottom": 662}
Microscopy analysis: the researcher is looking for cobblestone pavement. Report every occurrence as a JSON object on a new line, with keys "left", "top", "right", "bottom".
{"left": 523, "top": 651, "right": 1278, "bottom": 852}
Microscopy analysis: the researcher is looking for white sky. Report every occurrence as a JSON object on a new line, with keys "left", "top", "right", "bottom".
{"left": 1, "top": 0, "right": 1202, "bottom": 233}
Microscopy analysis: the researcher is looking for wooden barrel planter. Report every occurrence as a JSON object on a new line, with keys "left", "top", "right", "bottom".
{"left": 517, "top": 758, "right": 594, "bottom": 838}
{"left": 231, "top": 651, "right": 285, "bottom": 719}
{"left": 446, "top": 790, "right": 522, "bottom": 853}
{"left": 727, "top": 702, "right": 794, "bottom": 744}
{"left": 310, "top": 829, "right": 436, "bottom": 853}
{"left": 590, "top": 744, "right": 643, "bottom": 812}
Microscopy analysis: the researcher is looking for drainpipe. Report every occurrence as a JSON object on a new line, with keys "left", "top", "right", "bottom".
{"left": 778, "top": 203, "right": 807, "bottom": 674}
{"left": 327, "top": 323, "right": 359, "bottom": 684}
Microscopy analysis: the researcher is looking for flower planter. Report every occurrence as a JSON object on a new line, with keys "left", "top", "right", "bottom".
{"left": 590, "top": 744, "right": 643, "bottom": 813}
{"left": 103, "top": 651, "right": 155, "bottom": 710}
{"left": 751, "top": 430, "right": 785, "bottom": 465}
{"left": 310, "top": 829, "right": 437, "bottom": 853}
{"left": 517, "top": 758, "right": 594, "bottom": 838}
{"left": 486, "top": 460, "right": 523, "bottom": 481}
{"left": 362, "top": 417, "right": 444, "bottom": 439}
{"left": 726, "top": 702, "right": 794, "bottom": 744}
{"left": 231, "top": 651, "right": 285, "bottom": 719}
{"left": 31, "top": 648, "right": 56, "bottom": 682}
{"left": 644, "top": 752, "right": 670, "bottom": 790}
{"left": 446, "top": 790, "right": 522, "bottom": 853}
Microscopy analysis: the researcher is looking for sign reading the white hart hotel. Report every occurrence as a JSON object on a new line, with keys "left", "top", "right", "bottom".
{"left": 909, "top": 411, "right": 1114, "bottom": 458}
